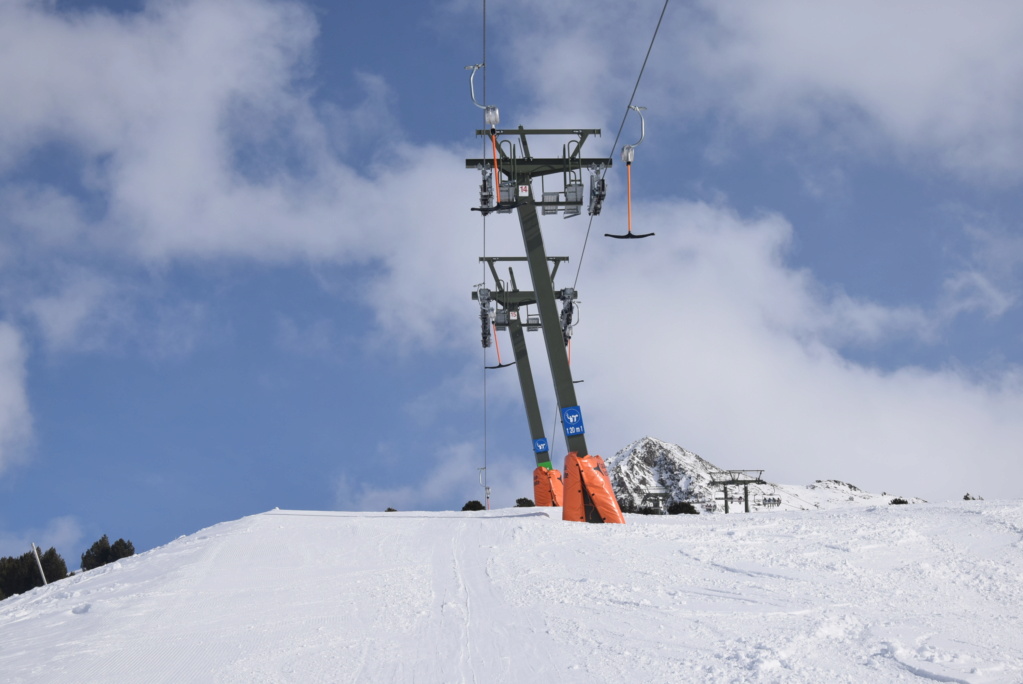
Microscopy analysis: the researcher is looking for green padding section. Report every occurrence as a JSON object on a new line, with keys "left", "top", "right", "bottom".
{"left": 535, "top": 458, "right": 553, "bottom": 470}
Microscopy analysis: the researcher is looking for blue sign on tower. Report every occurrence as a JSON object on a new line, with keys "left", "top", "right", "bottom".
{"left": 561, "top": 405, "right": 585, "bottom": 437}
{"left": 533, "top": 437, "right": 550, "bottom": 453}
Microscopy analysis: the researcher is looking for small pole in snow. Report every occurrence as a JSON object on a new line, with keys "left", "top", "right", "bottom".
{"left": 31, "top": 543, "right": 48, "bottom": 586}
{"left": 478, "top": 467, "right": 491, "bottom": 510}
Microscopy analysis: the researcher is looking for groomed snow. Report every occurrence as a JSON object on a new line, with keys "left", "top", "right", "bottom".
{"left": 1, "top": 502, "right": 1021, "bottom": 683}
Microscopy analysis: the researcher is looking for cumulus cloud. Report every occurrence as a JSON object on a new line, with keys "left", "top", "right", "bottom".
{"left": 941, "top": 271, "right": 1015, "bottom": 319}
{"left": 26, "top": 269, "right": 121, "bottom": 352}
{"left": 954, "top": 224, "right": 1023, "bottom": 305}
{"left": 670, "top": 0, "right": 1023, "bottom": 180}
{"left": 0, "top": 0, "right": 490, "bottom": 354}
{"left": 565, "top": 201, "right": 1023, "bottom": 500}
{"left": 334, "top": 441, "right": 532, "bottom": 511}
{"left": 0, "top": 515, "right": 82, "bottom": 560}
{"left": 479, "top": 0, "right": 1023, "bottom": 181}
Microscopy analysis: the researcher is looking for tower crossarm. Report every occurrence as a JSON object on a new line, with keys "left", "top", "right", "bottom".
{"left": 709, "top": 470, "right": 766, "bottom": 486}
{"left": 466, "top": 128, "right": 609, "bottom": 180}
{"left": 478, "top": 256, "right": 569, "bottom": 284}
{"left": 471, "top": 289, "right": 537, "bottom": 308}
{"left": 464, "top": 158, "right": 609, "bottom": 179}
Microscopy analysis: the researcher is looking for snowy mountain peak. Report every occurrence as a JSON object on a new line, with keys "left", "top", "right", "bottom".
{"left": 605, "top": 436, "right": 726, "bottom": 511}
{"left": 606, "top": 436, "right": 910, "bottom": 512}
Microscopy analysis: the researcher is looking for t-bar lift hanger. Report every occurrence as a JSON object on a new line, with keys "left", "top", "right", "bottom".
{"left": 466, "top": 64, "right": 510, "bottom": 210}
{"left": 605, "top": 106, "right": 654, "bottom": 239}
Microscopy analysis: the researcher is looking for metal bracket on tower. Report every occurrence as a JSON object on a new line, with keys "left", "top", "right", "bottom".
{"left": 588, "top": 164, "right": 607, "bottom": 215}
{"left": 466, "top": 128, "right": 609, "bottom": 216}
{"left": 477, "top": 164, "right": 494, "bottom": 210}
{"left": 558, "top": 287, "right": 578, "bottom": 345}
{"left": 476, "top": 285, "right": 492, "bottom": 348}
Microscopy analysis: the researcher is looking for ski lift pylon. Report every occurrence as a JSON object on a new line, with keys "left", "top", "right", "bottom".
{"left": 605, "top": 106, "right": 654, "bottom": 240}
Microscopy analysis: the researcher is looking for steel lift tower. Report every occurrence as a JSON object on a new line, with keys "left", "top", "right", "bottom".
{"left": 468, "top": 127, "right": 624, "bottom": 523}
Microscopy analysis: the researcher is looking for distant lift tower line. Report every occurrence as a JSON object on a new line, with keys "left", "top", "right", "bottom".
{"left": 468, "top": 126, "right": 625, "bottom": 524}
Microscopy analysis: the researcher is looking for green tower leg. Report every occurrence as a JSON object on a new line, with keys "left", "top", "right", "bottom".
{"left": 515, "top": 196, "right": 588, "bottom": 456}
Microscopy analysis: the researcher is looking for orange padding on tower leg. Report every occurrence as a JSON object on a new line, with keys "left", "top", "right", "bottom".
{"left": 533, "top": 467, "right": 564, "bottom": 507}
{"left": 562, "top": 453, "right": 626, "bottom": 524}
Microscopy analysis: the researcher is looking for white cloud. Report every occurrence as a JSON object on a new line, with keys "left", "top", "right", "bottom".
{"left": 27, "top": 270, "right": 120, "bottom": 352}
{"left": 0, "top": 0, "right": 488, "bottom": 354}
{"left": 334, "top": 441, "right": 532, "bottom": 511}
{"left": 0, "top": 0, "right": 317, "bottom": 165}
{"left": 0, "top": 323, "right": 32, "bottom": 475}
{"left": 565, "top": 200, "right": 1023, "bottom": 501}
{"left": 0, "top": 184, "right": 87, "bottom": 255}
{"left": 671, "top": 0, "right": 1023, "bottom": 180}
{"left": 0, "top": 515, "right": 83, "bottom": 560}
{"left": 479, "top": 0, "right": 1023, "bottom": 181}
{"left": 16, "top": 268, "right": 207, "bottom": 358}
{"left": 956, "top": 224, "right": 1023, "bottom": 301}
{"left": 941, "top": 271, "right": 1015, "bottom": 319}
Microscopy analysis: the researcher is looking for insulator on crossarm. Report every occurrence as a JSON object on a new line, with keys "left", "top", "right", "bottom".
{"left": 477, "top": 287, "right": 492, "bottom": 348}
{"left": 478, "top": 164, "right": 494, "bottom": 209}
{"left": 588, "top": 164, "right": 607, "bottom": 216}
{"left": 559, "top": 288, "right": 578, "bottom": 345}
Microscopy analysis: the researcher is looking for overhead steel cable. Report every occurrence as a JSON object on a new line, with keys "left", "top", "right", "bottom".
{"left": 573, "top": 0, "right": 670, "bottom": 290}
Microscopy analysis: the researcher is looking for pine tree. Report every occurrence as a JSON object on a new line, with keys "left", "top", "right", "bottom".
{"left": 109, "top": 538, "right": 135, "bottom": 562}
{"left": 461, "top": 500, "right": 485, "bottom": 511}
{"left": 81, "top": 535, "right": 111, "bottom": 571}
{"left": 40, "top": 547, "right": 68, "bottom": 582}
{"left": 81, "top": 535, "right": 136, "bottom": 571}
{"left": 0, "top": 547, "right": 69, "bottom": 597}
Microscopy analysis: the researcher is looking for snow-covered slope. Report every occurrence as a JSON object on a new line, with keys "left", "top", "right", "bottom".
{"left": 607, "top": 436, "right": 915, "bottom": 512}
{"left": 2, "top": 502, "right": 1022, "bottom": 682}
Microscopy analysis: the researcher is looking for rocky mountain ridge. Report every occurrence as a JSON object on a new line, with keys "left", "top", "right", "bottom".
{"left": 605, "top": 436, "right": 920, "bottom": 512}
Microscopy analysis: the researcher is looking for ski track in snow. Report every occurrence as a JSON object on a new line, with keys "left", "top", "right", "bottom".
{"left": 0, "top": 502, "right": 1021, "bottom": 683}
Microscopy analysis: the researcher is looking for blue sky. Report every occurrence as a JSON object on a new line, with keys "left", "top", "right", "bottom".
{"left": 3, "top": 0, "right": 1023, "bottom": 560}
